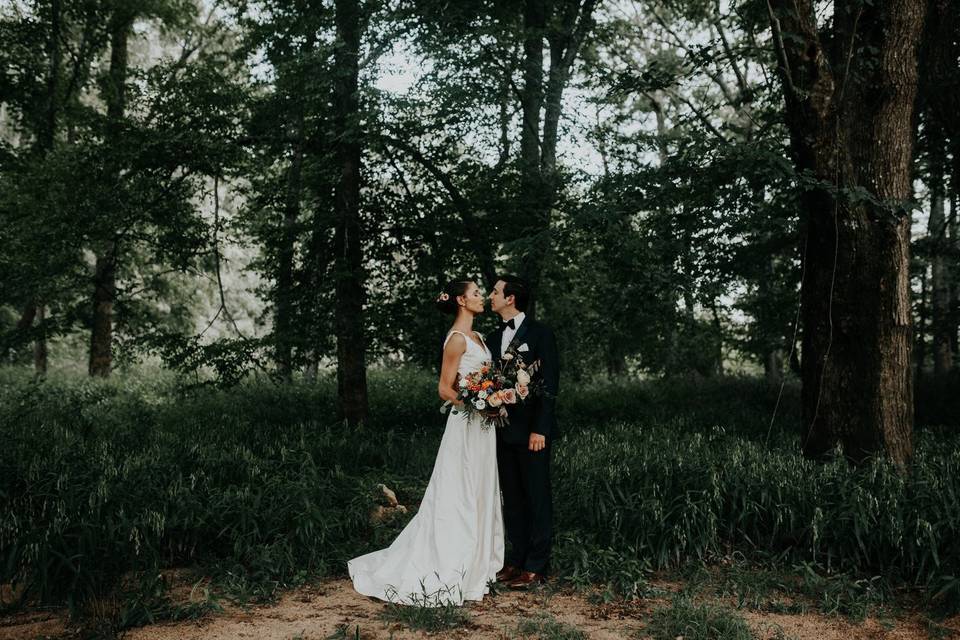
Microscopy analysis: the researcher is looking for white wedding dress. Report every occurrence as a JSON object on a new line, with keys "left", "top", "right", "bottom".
{"left": 348, "top": 330, "right": 505, "bottom": 606}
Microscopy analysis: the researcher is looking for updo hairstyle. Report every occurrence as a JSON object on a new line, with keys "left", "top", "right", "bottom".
{"left": 435, "top": 279, "right": 473, "bottom": 315}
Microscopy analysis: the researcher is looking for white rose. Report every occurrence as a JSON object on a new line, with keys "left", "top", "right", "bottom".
{"left": 473, "top": 399, "right": 486, "bottom": 410}
{"left": 478, "top": 390, "right": 488, "bottom": 399}
{"left": 502, "top": 353, "right": 514, "bottom": 360}
{"left": 487, "top": 392, "right": 503, "bottom": 407}
{"left": 516, "top": 383, "right": 529, "bottom": 400}
{"left": 459, "top": 378, "right": 469, "bottom": 388}
{"left": 516, "top": 369, "right": 531, "bottom": 385}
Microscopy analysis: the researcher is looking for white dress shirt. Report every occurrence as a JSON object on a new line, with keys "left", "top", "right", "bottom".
{"left": 501, "top": 312, "right": 526, "bottom": 355}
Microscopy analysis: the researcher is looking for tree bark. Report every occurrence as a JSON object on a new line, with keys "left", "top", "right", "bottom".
{"left": 274, "top": 128, "right": 304, "bottom": 379}
{"left": 89, "top": 11, "right": 131, "bottom": 377}
{"left": 919, "top": 0, "right": 958, "bottom": 376}
{"left": 332, "top": 0, "right": 368, "bottom": 425}
{"left": 516, "top": 0, "right": 595, "bottom": 315}
{"left": 517, "top": 0, "right": 545, "bottom": 308}
{"left": 274, "top": 39, "right": 312, "bottom": 379}
{"left": 768, "top": 0, "right": 923, "bottom": 467}
{"left": 23, "top": 0, "right": 63, "bottom": 375}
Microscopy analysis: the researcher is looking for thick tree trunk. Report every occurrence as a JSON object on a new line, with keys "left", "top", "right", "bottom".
{"left": 769, "top": 0, "right": 922, "bottom": 467}
{"left": 89, "top": 13, "right": 131, "bottom": 377}
{"left": 332, "top": 0, "right": 368, "bottom": 426}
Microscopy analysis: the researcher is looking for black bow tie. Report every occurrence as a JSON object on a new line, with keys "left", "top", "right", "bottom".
{"left": 502, "top": 318, "right": 516, "bottom": 330}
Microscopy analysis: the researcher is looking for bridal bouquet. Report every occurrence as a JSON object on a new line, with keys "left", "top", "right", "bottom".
{"left": 441, "top": 344, "right": 541, "bottom": 429}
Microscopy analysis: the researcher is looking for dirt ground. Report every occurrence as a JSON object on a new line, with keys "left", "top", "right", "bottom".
{"left": 2, "top": 578, "right": 958, "bottom": 640}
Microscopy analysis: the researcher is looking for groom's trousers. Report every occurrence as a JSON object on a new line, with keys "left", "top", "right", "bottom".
{"left": 496, "top": 439, "right": 553, "bottom": 575}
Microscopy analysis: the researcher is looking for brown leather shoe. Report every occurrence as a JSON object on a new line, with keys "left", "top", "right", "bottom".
{"left": 507, "top": 571, "right": 547, "bottom": 589}
{"left": 496, "top": 564, "right": 521, "bottom": 582}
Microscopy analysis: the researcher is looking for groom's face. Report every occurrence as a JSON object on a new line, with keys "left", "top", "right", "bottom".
{"left": 489, "top": 280, "right": 513, "bottom": 315}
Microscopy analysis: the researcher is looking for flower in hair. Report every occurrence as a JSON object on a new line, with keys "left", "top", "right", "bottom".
{"left": 437, "top": 292, "right": 450, "bottom": 302}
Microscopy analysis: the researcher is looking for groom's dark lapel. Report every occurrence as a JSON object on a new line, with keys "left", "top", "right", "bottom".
{"left": 510, "top": 315, "right": 531, "bottom": 351}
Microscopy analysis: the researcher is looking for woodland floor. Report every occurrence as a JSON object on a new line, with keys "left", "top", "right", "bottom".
{"left": 2, "top": 576, "right": 958, "bottom": 640}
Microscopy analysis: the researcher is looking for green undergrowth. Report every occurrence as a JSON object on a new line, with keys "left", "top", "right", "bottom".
{"left": 1, "top": 367, "right": 959, "bottom": 633}
{"left": 512, "top": 612, "right": 587, "bottom": 640}
{"left": 642, "top": 596, "right": 762, "bottom": 640}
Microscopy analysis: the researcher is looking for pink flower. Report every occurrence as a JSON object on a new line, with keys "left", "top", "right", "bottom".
{"left": 502, "top": 389, "right": 517, "bottom": 404}
{"left": 516, "top": 383, "right": 529, "bottom": 399}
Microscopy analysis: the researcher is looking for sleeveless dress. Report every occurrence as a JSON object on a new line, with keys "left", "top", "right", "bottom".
{"left": 348, "top": 330, "right": 505, "bottom": 606}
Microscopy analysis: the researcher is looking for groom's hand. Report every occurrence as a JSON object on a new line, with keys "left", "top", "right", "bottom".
{"left": 528, "top": 433, "right": 546, "bottom": 452}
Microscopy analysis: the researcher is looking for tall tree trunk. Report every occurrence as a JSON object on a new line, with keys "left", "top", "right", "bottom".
{"left": 332, "top": 0, "right": 368, "bottom": 425}
{"left": 24, "top": 0, "right": 63, "bottom": 375}
{"left": 652, "top": 94, "right": 680, "bottom": 375}
{"left": 496, "top": 44, "right": 514, "bottom": 171}
{"left": 516, "top": 0, "right": 595, "bottom": 316}
{"left": 517, "top": 0, "right": 545, "bottom": 311}
{"left": 768, "top": 0, "right": 923, "bottom": 467}
{"left": 274, "top": 98, "right": 308, "bottom": 379}
{"left": 919, "top": 0, "right": 958, "bottom": 375}
{"left": 89, "top": 12, "right": 131, "bottom": 377}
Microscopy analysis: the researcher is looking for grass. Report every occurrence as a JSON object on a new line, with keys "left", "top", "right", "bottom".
{"left": 512, "top": 612, "right": 587, "bottom": 640}
{"left": 379, "top": 603, "right": 472, "bottom": 633}
{"left": 1, "top": 367, "right": 959, "bottom": 632}
{"left": 643, "top": 596, "right": 757, "bottom": 640}
{"left": 678, "top": 558, "right": 893, "bottom": 621}
{"left": 378, "top": 587, "right": 473, "bottom": 632}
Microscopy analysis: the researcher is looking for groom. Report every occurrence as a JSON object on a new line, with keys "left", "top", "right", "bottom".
{"left": 488, "top": 275, "right": 560, "bottom": 589}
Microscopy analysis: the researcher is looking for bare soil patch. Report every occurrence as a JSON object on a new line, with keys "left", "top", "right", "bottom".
{"left": 2, "top": 578, "right": 957, "bottom": 639}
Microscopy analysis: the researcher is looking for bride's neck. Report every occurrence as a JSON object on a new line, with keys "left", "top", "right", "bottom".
{"left": 452, "top": 310, "right": 475, "bottom": 332}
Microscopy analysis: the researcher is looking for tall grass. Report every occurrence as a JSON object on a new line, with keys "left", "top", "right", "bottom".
{"left": 1, "top": 367, "right": 958, "bottom": 623}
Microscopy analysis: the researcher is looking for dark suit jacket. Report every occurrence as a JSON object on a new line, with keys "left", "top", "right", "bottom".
{"left": 487, "top": 316, "right": 560, "bottom": 445}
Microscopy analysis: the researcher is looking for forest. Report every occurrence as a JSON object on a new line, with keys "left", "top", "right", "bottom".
{"left": 2, "top": 0, "right": 960, "bottom": 638}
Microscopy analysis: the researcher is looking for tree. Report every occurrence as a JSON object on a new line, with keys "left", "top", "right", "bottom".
{"left": 767, "top": 0, "right": 925, "bottom": 466}
{"left": 332, "top": 0, "right": 368, "bottom": 425}
{"left": 916, "top": 0, "right": 959, "bottom": 377}
{"left": 516, "top": 0, "right": 597, "bottom": 315}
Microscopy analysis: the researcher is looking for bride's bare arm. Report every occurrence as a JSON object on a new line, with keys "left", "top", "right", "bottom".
{"left": 438, "top": 333, "right": 466, "bottom": 405}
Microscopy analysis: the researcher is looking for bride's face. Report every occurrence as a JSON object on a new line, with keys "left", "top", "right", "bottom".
{"left": 459, "top": 282, "right": 486, "bottom": 315}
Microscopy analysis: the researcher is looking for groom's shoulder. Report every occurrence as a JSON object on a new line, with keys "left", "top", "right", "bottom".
{"left": 527, "top": 318, "right": 555, "bottom": 335}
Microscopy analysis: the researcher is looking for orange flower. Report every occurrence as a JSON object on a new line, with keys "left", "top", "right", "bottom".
{"left": 481, "top": 380, "right": 494, "bottom": 390}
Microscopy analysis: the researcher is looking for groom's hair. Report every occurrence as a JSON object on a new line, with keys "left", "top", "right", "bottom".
{"left": 498, "top": 274, "right": 530, "bottom": 312}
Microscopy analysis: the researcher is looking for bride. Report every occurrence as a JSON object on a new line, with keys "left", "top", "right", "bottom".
{"left": 348, "top": 279, "right": 505, "bottom": 606}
